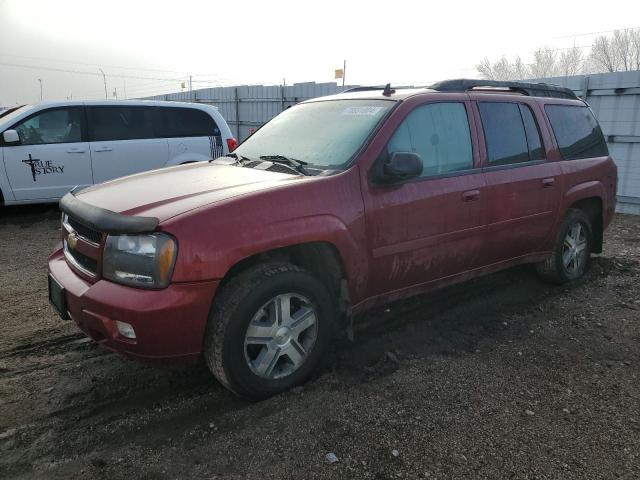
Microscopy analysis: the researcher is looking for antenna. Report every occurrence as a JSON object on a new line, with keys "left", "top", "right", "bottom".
{"left": 382, "top": 83, "right": 395, "bottom": 97}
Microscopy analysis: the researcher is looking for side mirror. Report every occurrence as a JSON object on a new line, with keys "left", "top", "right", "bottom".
{"left": 2, "top": 129, "right": 20, "bottom": 145}
{"left": 382, "top": 151, "right": 423, "bottom": 182}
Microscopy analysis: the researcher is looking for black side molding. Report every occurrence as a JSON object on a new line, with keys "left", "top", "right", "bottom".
{"left": 59, "top": 192, "right": 159, "bottom": 234}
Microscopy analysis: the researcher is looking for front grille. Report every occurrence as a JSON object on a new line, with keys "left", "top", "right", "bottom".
{"left": 67, "top": 217, "right": 102, "bottom": 244}
{"left": 64, "top": 240, "right": 98, "bottom": 276}
{"left": 69, "top": 248, "right": 98, "bottom": 274}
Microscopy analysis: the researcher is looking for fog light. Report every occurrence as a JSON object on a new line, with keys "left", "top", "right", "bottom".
{"left": 116, "top": 320, "right": 136, "bottom": 339}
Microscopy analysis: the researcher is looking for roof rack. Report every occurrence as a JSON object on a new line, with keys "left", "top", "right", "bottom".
{"left": 429, "top": 79, "right": 578, "bottom": 100}
{"left": 343, "top": 84, "right": 426, "bottom": 93}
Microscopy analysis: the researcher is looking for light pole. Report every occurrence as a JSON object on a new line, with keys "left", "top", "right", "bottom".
{"left": 98, "top": 68, "right": 107, "bottom": 100}
{"left": 37, "top": 78, "right": 42, "bottom": 101}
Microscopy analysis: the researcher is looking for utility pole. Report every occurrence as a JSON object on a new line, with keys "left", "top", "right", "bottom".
{"left": 113, "top": 88, "right": 118, "bottom": 99}
{"left": 98, "top": 68, "right": 107, "bottom": 100}
{"left": 37, "top": 78, "right": 43, "bottom": 101}
{"left": 189, "top": 74, "right": 193, "bottom": 102}
{"left": 342, "top": 60, "right": 346, "bottom": 87}
{"left": 123, "top": 78, "right": 127, "bottom": 99}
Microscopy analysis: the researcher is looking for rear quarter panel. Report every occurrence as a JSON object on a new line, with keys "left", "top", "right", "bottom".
{"left": 537, "top": 97, "right": 618, "bottom": 235}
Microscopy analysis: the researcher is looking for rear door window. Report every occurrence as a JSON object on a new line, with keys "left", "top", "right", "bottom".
{"left": 519, "top": 104, "right": 545, "bottom": 161}
{"left": 478, "top": 102, "right": 530, "bottom": 166}
{"left": 161, "top": 108, "right": 219, "bottom": 137}
{"left": 88, "top": 106, "right": 155, "bottom": 141}
{"left": 544, "top": 104, "right": 608, "bottom": 160}
{"left": 387, "top": 102, "right": 474, "bottom": 177}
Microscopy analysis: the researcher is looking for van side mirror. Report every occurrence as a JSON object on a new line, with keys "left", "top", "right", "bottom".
{"left": 382, "top": 151, "right": 423, "bottom": 182}
{"left": 2, "top": 129, "right": 20, "bottom": 145}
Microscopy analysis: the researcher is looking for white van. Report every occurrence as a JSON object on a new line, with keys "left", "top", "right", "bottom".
{"left": 0, "top": 100, "right": 236, "bottom": 205}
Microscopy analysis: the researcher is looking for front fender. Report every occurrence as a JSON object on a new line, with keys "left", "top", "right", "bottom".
{"left": 171, "top": 214, "right": 369, "bottom": 302}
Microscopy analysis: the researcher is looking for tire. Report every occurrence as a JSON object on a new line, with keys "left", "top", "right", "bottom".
{"left": 203, "top": 262, "right": 336, "bottom": 399}
{"left": 536, "top": 208, "right": 593, "bottom": 284}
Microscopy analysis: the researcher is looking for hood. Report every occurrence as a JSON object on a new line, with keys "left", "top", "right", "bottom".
{"left": 76, "top": 162, "right": 304, "bottom": 222}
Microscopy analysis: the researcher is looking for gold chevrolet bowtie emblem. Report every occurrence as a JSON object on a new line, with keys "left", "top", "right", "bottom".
{"left": 67, "top": 232, "right": 78, "bottom": 250}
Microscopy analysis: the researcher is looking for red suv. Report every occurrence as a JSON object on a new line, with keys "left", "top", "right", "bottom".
{"left": 48, "top": 79, "right": 618, "bottom": 398}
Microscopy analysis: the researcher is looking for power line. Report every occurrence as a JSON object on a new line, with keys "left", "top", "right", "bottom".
{"left": 0, "top": 61, "right": 186, "bottom": 82}
{"left": 553, "top": 26, "right": 640, "bottom": 39}
{"left": 0, "top": 52, "right": 196, "bottom": 75}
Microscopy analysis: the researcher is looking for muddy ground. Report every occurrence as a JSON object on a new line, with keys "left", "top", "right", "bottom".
{"left": 0, "top": 205, "right": 639, "bottom": 480}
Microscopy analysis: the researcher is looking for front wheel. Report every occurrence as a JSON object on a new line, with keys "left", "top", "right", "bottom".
{"left": 536, "top": 208, "right": 592, "bottom": 284}
{"left": 203, "top": 263, "right": 335, "bottom": 399}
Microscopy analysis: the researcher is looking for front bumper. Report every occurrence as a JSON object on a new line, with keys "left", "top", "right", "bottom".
{"left": 48, "top": 249, "right": 219, "bottom": 362}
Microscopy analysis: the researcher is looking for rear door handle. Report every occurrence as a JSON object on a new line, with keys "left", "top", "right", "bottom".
{"left": 542, "top": 178, "right": 555, "bottom": 188}
{"left": 93, "top": 146, "right": 113, "bottom": 152}
{"left": 462, "top": 190, "right": 481, "bottom": 202}
{"left": 66, "top": 147, "right": 86, "bottom": 153}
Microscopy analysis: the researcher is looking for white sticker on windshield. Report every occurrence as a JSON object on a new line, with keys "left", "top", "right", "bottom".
{"left": 341, "top": 106, "right": 384, "bottom": 116}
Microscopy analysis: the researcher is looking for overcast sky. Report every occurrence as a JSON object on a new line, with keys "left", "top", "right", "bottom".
{"left": 0, "top": 0, "right": 638, "bottom": 105}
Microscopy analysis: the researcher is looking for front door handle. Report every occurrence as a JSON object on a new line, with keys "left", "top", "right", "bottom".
{"left": 462, "top": 189, "right": 481, "bottom": 202}
{"left": 93, "top": 146, "right": 113, "bottom": 152}
{"left": 542, "top": 178, "right": 555, "bottom": 188}
{"left": 66, "top": 147, "right": 86, "bottom": 153}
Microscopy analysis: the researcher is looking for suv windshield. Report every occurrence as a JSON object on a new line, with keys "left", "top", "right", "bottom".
{"left": 233, "top": 99, "right": 395, "bottom": 170}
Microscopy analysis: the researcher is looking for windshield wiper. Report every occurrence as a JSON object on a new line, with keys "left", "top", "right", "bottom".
{"left": 211, "top": 152, "right": 253, "bottom": 164}
{"left": 259, "top": 155, "right": 308, "bottom": 175}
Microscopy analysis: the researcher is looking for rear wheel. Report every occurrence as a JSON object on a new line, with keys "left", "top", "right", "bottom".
{"left": 203, "top": 263, "right": 335, "bottom": 399}
{"left": 536, "top": 208, "right": 592, "bottom": 283}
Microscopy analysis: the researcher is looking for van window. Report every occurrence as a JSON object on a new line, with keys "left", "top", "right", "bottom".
{"left": 88, "top": 106, "right": 155, "bottom": 141}
{"left": 387, "top": 102, "right": 473, "bottom": 177}
{"left": 479, "top": 102, "right": 530, "bottom": 166}
{"left": 519, "top": 104, "right": 544, "bottom": 160}
{"left": 544, "top": 105, "right": 608, "bottom": 160}
{"left": 12, "top": 108, "right": 84, "bottom": 145}
{"left": 161, "top": 108, "right": 219, "bottom": 137}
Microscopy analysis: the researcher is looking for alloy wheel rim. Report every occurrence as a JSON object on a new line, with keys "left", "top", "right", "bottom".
{"left": 562, "top": 222, "right": 588, "bottom": 274}
{"left": 244, "top": 293, "right": 318, "bottom": 380}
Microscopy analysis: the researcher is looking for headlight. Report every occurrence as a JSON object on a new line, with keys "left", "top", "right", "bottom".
{"left": 103, "top": 233, "right": 178, "bottom": 289}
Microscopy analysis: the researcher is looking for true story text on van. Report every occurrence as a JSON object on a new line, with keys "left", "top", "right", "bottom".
{"left": 22, "top": 154, "right": 64, "bottom": 181}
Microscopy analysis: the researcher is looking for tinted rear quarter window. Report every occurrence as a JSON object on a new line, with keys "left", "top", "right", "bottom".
{"left": 89, "top": 106, "right": 155, "bottom": 141}
{"left": 544, "top": 104, "right": 608, "bottom": 160}
{"left": 162, "top": 108, "right": 219, "bottom": 137}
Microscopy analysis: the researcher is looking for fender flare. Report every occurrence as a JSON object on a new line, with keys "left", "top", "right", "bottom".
{"left": 562, "top": 180, "right": 606, "bottom": 218}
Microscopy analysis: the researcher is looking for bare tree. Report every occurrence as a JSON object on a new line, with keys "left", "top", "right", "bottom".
{"left": 477, "top": 28, "right": 640, "bottom": 80}
{"left": 475, "top": 56, "right": 530, "bottom": 80}
{"left": 530, "top": 47, "right": 558, "bottom": 78}
{"left": 590, "top": 29, "right": 640, "bottom": 72}
{"left": 558, "top": 46, "right": 584, "bottom": 76}
{"left": 513, "top": 56, "right": 530, "bottom": 79}
{"left": 632, "top": 29, "right": 640, "bottom": 71}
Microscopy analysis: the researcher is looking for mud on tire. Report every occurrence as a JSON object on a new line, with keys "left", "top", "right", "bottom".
{"left": 536, "top": 208, "right": 593, "bottom": 284}
{"left": 203, "top": 262, "right": 336, "bottom": 399}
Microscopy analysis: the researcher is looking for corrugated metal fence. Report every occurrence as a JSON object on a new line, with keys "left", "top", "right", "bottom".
{"left": 144, "top": 74, "right": 640, "bottom": 214}
{"left": 533, "top": 71, "right": 640, "bottom": 214}
{"left": 143, "top": 82, "right": 357, "bottom": 142}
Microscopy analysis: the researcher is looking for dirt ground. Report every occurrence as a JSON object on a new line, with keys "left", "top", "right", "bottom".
{"left": 0, "top": 205, "right": 639, "bottom": 480}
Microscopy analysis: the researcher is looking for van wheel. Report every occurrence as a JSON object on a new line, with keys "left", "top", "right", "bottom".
{"left": 536, "top": 208, "right": 592, "bottom": 284}
{"left": 203, "top": 263, "right": 335, "bottom": 399}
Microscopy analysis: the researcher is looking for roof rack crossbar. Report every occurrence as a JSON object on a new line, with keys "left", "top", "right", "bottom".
{"left": 429, "top": 79, "right": 578, "bottom": 100}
